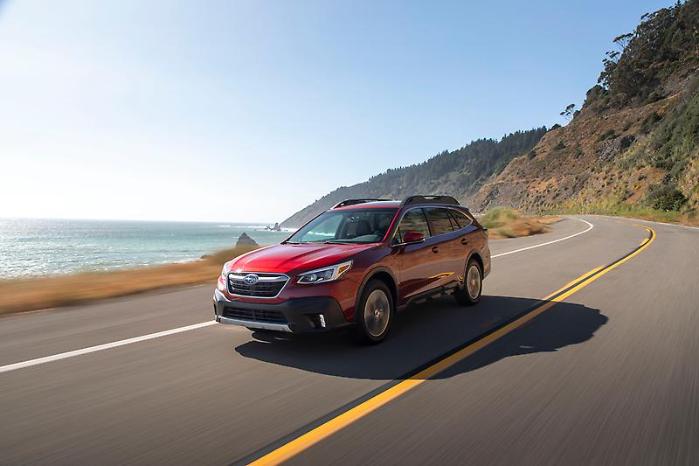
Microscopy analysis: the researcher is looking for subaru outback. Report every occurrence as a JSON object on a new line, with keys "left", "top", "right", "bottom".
{"left": 213, "top": 195, "right": 490, "bottom": 343}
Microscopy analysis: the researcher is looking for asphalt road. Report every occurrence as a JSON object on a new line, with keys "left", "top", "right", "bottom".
{"left": 1, "top": 215, "right": 698, "bottom": 465}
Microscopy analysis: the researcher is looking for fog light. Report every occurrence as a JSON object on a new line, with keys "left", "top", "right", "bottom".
{"left": 308, "top": 313, "right": 327, "bottom": 329}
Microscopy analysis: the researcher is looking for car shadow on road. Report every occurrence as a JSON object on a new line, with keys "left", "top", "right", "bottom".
{"left": 234, "top": 295, "right": 608, "bottom": 381}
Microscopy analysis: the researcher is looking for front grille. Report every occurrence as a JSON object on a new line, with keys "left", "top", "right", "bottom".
{"left": 227, "top": 273, "right": 288, "bottom": 298}
{"left": 222, "top": 307, "right": 287, "bottom": 324}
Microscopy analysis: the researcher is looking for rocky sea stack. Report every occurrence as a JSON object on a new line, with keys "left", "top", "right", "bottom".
{"left": 235, "top": 232, "right": 258, "bottom": 247}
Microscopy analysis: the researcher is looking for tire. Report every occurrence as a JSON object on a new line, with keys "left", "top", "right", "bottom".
{"left": 454, "top": 258, "right": 483, "bottom": 306}
{"left": 354, "top": 280, "right": 394, "bottom": 344}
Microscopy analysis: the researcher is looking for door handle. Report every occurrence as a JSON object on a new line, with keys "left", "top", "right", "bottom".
{"left": 431, "top": 246, "right": 439, "bottom": 253}
{"left": 460, "top": 238, "right": 469, "bottom": 245}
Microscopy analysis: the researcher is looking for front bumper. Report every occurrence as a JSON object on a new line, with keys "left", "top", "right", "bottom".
{"left": 213, "top": 289, "right": 351, "bottom": 333}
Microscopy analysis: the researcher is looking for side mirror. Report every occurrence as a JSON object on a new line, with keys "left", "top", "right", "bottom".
{"left": 402, "top": 231, "right": 425, "bottom": 244}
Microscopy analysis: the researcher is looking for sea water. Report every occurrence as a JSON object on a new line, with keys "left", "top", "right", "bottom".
{"left": 0, "top": 218, "right": 292, "bottom": 278}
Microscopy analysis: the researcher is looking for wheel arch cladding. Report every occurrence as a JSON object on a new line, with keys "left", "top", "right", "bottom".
{"left": 468, "top": 252, "right": 484, "bottom": 272}
{"left": 362, "top": 270, "right": 397, "bottom": 308}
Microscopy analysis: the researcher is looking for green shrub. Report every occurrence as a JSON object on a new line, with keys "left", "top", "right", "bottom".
{"left": 645, "top": 185, "right": 688, "bottom": 210}
{"left": 641, "top": 112, "right": 663, "bottom": 134}
{"left": 620, "top": 135, "right": 635, "bottom": 150}
{"left": 481, "top": 207, "right": 521, "bottom": 229}
{"left": 649, "top": 89, "right": 699, "bottom": 175}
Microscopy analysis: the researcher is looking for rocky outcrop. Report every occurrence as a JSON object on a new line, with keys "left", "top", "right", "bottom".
{"left": 235, "top": 232, "right": 258, "bottom": 247}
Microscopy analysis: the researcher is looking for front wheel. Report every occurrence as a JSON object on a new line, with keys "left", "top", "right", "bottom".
{"left": 454, "top": 258, "right": 482, "bottom": 306}
{"left": 354, "top": 280, "right": 394, "bottom": 344}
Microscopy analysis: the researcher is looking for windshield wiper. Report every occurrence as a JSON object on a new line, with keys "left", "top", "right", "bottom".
{"left": 324, "top": 240, "right": 354, "bottom": 244}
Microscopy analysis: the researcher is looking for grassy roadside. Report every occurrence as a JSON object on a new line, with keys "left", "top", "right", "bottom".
{"left": 0, "top": 208, "right": 561, "bottom": 316}
{"left": 479, "top": 207, "right": 560, "bottom": 239}
{"left": 0, "top": 245, "right": 258, "bottom": 316}
{"left": 549, "top": 199, "right": 699, "bottom": 226}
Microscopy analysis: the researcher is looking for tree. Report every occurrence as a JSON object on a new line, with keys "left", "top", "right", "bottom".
{"left": 596, "top": 1, "right": 698, "bottom": 106}
{"left": 612, "top": 32, "right": 634, "bottom": 51}
{"left": 560, "top": 104, "right": 577, "bottom": 121}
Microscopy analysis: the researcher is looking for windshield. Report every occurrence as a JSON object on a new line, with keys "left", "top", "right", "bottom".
{"left": 287, "top": 209, "right": 397, "bottom": 244}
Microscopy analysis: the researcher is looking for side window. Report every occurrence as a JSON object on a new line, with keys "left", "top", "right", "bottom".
{"left": 395, "top": 209, "right": 430, "bottom": 243}
{"left": 425, "top": 208, "right": 456, "bottom": 236}
{"left": 449, "top": 209, "right": 473, "bottom": 229}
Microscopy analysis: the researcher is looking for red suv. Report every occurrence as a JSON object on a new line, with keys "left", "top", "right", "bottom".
{"left": 213, "top": 195, "right": 490, "bottom": 343}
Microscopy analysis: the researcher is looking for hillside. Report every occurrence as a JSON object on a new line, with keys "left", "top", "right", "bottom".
{"left": 284, "top": 0, "right": 699, "bottom": 227}
{"left": 281, "top": 128, "right": 546, "bottom": 227}
{"left": 473, "top": 0, "right": 699, "bottom": 220}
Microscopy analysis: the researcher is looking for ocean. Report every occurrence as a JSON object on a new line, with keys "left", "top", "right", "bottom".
{"left": 0, "top": 218, "right": 292, "bottom": 279}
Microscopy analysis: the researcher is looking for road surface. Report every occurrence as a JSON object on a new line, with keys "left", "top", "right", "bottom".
{"left": 1, "top": 215, "right": 697, "bottom": 465}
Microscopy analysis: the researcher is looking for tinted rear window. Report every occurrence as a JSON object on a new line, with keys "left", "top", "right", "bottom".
{"left": 449, "top": 209, "right": 473, "bottom": 229}
{"left": 425, "top": 207, "right": 456, "bottom": 236}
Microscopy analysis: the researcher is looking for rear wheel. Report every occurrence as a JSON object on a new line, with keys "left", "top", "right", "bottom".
{"left": 354, "top": 280, "right": 394, "bottom": 344}
{"left": 454, "top": 258, "right": 482, "bottom": 306}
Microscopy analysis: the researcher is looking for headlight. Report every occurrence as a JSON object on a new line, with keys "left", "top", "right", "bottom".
{"left": 297, "top": 260, "right": 352, "bottom": 285}
{"left": 217, "top": 267, "right": 228, "bottom": 291}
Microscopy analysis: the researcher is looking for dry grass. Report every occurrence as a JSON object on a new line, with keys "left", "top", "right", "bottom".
{"left": 0, "top": 245, "right": 259, "bottom": 316}
{"left": 480, "top": 207, "right": 560, "bottom": 239}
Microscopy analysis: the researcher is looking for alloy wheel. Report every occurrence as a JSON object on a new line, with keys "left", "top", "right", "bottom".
{"left": 363, "top": 289, "right": 391, "bottom": 338}
{"left": 466, "top": 263, "right": 482, "bottom": 300}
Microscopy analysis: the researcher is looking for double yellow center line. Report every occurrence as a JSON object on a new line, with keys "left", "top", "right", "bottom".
{"left": 246, "top": 227, "right": 656, "bottom": 465}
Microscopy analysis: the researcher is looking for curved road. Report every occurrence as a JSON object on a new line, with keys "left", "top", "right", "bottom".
{"left": 0, "top": 216, "right": 698, "bottom": 465}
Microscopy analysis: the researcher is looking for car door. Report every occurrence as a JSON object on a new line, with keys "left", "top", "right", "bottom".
{"left": 423, "top": 207, "right": 462, "bottom": 288}
{"left": 448, "top": 208, "right": 482, "bottom": 277}
{"left": 392, "top": 208, "right": 441, "bottom": 301}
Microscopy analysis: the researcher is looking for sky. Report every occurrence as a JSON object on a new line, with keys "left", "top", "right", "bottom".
{"left": 0, "top": 0, "right": 673, "bottom": 223}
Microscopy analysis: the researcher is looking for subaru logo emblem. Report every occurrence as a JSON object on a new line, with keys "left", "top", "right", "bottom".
{"left": 243, "top": 274, "right": 259, "bottom": 285}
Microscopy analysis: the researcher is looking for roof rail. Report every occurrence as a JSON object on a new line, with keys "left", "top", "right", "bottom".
{"left": 401, "top": 195, "right": 460, "bottom": 207}
{"left": 332, "top": 198, "right": 392, "bottom": 209}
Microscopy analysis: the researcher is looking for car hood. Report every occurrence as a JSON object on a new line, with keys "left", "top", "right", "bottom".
{"left": 226, "top": 242, "right": 377, "bottom": 275}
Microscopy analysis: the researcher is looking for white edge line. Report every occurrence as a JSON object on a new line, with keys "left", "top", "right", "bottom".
{"left": 1, "top": 216, "right": 595, "bottom": 375}
{"left": 0, "top": 321, "right": 216, "bottom": 374}
{"left": 492, "top": 217, "right": 594, "bottom": 258}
